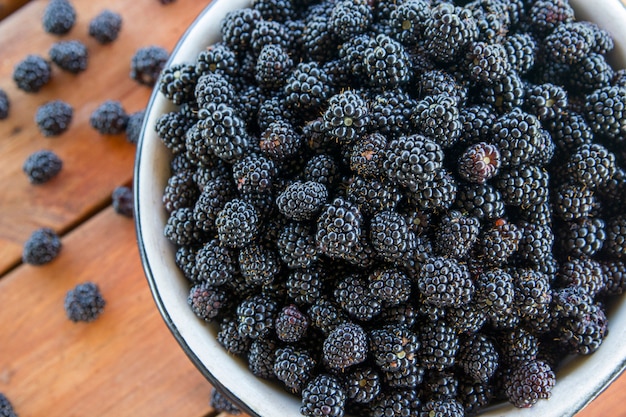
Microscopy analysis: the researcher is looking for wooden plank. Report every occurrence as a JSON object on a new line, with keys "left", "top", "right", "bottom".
{"left": 577, "top": 374, "right": 626, "bottom": 417}
{"left": 0, "top": 0, "right": 29, "bottom": 20}
{"left": 0, "top": 0, "right": 210, "bottom": 273}
{"left": 0, "top": 207, "right": 215, "bottom": 417}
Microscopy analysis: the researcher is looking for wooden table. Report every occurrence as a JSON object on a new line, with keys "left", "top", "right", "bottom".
{"left": 0, "top": 1, "right": 624, "bottom": 416}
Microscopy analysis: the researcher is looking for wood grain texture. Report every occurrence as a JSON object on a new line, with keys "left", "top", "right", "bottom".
{"left": 0, "top": 0, "right": 29, "bottom": 20}
{"left": 0, "top": 207, "right": 214, "bottom": 417}
{"left": 0, "top": 0, "right": 209, "bottom": 274}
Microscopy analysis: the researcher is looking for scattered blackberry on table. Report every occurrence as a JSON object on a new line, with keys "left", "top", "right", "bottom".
{"left": 322, "top": 321, "right": 368, "bottom": 371}
{"left": 42, "top": 0, "right": 76, "bottom": 35}
{"left": 300, "top": 374, "right": 346, "bottom": 417}
{"left": 22, "top": 227, "right": 62, "bottom": 266}
{"left": 505, "top": 360, "right": 555, "bottom": 408}
{"left": 125, "top": 110, "right": 145, "bottom": 145}
{"left": 35, "top": 100, "right": 73, "bottom": 137}
{"left": 13, "top": 54, "right": 51, "bottom": 93}
{"left": 417, "top": 256, "right": 473, "bottom": 308}
{"left": 23, "top": 149, "right": 62, "bottom": 185}
{"left": 0, "top": 89, "right": 8, "bottom": 119}
{"left": 210, "top": 388, "right": 241, "bottom": 415}
{"left": 130, "top": 46, "right": 168, "bottom": 86}
{"left": 49, "top": 40, "right": 88, "bottom": 73}
{"left": 64, "top": 282, "right": 106, "bottom": 323}
{"left": 88, "top": 10, "right": 122, "bottom": 44}
{"left": 90, "top": 100, "right": 128, "bottom": 135}
{"left": 111, "top": 185, "right": 133, "bottom": 217}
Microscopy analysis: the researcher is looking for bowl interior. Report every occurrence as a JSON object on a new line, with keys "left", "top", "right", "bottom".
{"left": 134, "top": 1, "right": 626, "bottom": 416}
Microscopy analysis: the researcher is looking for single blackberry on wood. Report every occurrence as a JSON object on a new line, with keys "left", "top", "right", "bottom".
{"left": 125, "top": 110, "right": 145, "bottom": 145}
{"left": 605, "top": 215, "right": 626, "bottom": 258}
{"left": 22, "top": 227, "right": 62, "bottom": 266}
{"left": 64, "top": 282, "right": 106, "bottom": 323}
{"left": 584, "top": 85, "right": 626, "bottom": 142}
{"left": 0, "top": 89, "right": 8, "bottom": 119}
{"left": 369, "top": 210, "right": 416, "bottom": 264}
{"left": 23, "top": 149, "right": 62, "bottom": 185}
{"left": 322, "top": 321, "right": 368, "bottom": 371}
{"left": 49, "top": 40, "right": 88, "bottom": 73}
{"left": 420, "top": 321, "right": 459, "bottom": 371}
{"left": 90, "top": 100, "right": 128, "bottom": 135}
{"left": 210, "top": 387, "right": 241, "bottom": 415}
{"left": 188, "top": 282, "right": 227, "bottom": 322}
{"left": 567, "top": 143, "right": 616, "bottom": 189}
{"left": 35, "top": 100, "right": 73, "bottom": 137}
{"left": 300, "top": 374, "right": 346, "bottom": 417}
{"left": 89, "top": 10, "right": 122, "bottom": 44}
{"left": 434, "top": 210, "right": 480, "bottom": 260}
{"left": 277, "top": 181, "right": 328, "bottom": 221}
{"left": 42, "top": 0, "right": 76, "bottom": 35}
{"left": 417, "top": 256, "right": 473, "bottom": 308}
{"left": 322, "top": 89, "right": 369, "bottom": 145}
{"left": 274, "top": 345, "right": 317, "bottom": 393}
{"left": 277, "top": 222, "right": 319, "bottom": 269}
{"left": 505, "top": 360, "right": 555, "bottom": 408}
{"left": 13, "top": 54, "right": 51, "bottom": 93}
{"left": 215, "top": 199, "right": 259, "bottom": 248}
{"left": 112, "top": 186, "right": 133, "bottom": 218}
{"left": 130, "top": 46, "right": 169, "bottom": 86}
{"left": 458, "top": 142, "right": 501, "bottom": 184}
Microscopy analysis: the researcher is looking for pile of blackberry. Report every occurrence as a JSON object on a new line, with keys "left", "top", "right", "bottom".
{"left": 155, "top": 1, "right": 626, "bottom": 416}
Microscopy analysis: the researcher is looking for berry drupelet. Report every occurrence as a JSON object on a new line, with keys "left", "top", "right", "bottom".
{"left": 13, "top": 54, "right": 51, "bottom": 93}
{"left": 64, "top": 282, "right": 106, "bottom": 323}
{"left": 35, "top": 100, "right": 73, "bottom": 137}
{"left": 89, "top": 10, "right": 122, "bottom": 44}
{"left": 49, "top": 40, "right": 88, "bottom": 75}
{"left": 42, "top": 0, "right": 76, "bottom": 35}
{"left": 130, "top": 46, "right": 169, "bottom": 86}
{"left": 90, "top": 100, "right": 129, "bottom": 135}
{"left": 23, "top": 149, "right": 63, "bottom": 185}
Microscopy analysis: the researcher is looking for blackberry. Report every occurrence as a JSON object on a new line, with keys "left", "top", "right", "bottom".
{"left": 255, "top": 44, "right": 293, "bottom": 90}
{"left": 315, "top": 197, "right": 363, "bottom": 260}
{"left": 334, "top": 274, "right": 382, "bottom": 321}
{"left": 466, "top": 41, "right": 510, "bottom": 85}
{"left": 544, "top": 22, "right": 595, "bottom": 65}
{"left": 369, "top": 211, "right": 416, "bottom": 264}
{"left": 416, "top": 69, "right": 468, "bottom": 106}
{"left": 553, "top": 183, "right": 598, "bottom": 221}
{"left": 158, "top": 63, "right": 198, "bottom": 105}
{"left": 492, "top": 108, "right": 542, "bottom": 167}
{"left": 250, "top": 20, "right": 292, "bottom": 56}
{"left": 527, "top": 0, "right": 575, "bottom": 36}
{"left": 322, "top": 321, "right": 368, "bottom": 371}
{"left": 584, "top": 85, "right": 626, "bottom": 142}
{"left": 420, "top": 321, "right": 459, "bottom": 371}
{"left": 253, "top": 0, "right": 294, "bottom": 22}
{"left": 232, "top": 154, "right": 275, "bottom": 196}
{"left": 601, "top": 260, "right": 626, "bottom": 296}
{"left": 329, "top": 0, "right": 372, "bottom": 41}
{"left": 259, "top": 118, "right": 302, "bottom": 162}
{"left": 505, "top": 360, "right": 555, "bottom": 408}
{"left": 524, "top": 83, "right": 568, "bottom": 122}
{"left": 163, "top": 171, "right": 198, "bottom": 214}
{"left": 277, "top": 181, "right": 328, "bottom": 221}
{"left": 301, "top": 12, "right": 338, "bottom": 63}
{"left": 349, "top": 133, "right": 387, "bottom": 178}
{"left": 210, "top": 388, "right": 241, "bottom": 415}
{"left": 413, "top": 94, "right": 461, "bottom": 149}
{"left": 553, "top": 286, "right": 608, "bottom": 354}
{"left": 384, "top": 134, "right": 444, "bottom": 190}
{"left": 130, "top": 45, "right": 169, "bottom": 86}
{"left": 90, "top": 100, "right": 129, "bottom": 135}
{"left": 367, "top": 89, "right": 416, "bottom": 138}
{"left": 187, "top": 282, "right": 227, "bottom": 322}
{"left": 164, "top": 207, "right": 203, "bottom": 246}
{"left": 88, "top": 10, "right": 122, "bottom": 44}
{"left": 495, "top": 164, "right": 549, "bottom": 207}
{"left": 22, "top": 227, "right": 62, "bottom": 265}
{"left": 424, "top": 3, "right": 477, "bottom": 64}
{"left": 458, "top": 104, "right": 496, "bottom": 145}
{"left": 35, "top": 100, "right": 73, "bottom": 137}
{"left": 435, "top": 211, "right": 480, "bottom": 260}
{"left": 308, "top": 297, "right": 346, "bottom": 336}
{"left": 277, "top": 222, "right": 319, "bottom": 269}
{"left": 125, "top": 110, "right": 145, "bottom": 145}
{"left": 387, "top": 0, "right": 430, "bottom": 46}
{"left": 367, "top": 268, "right": 411, "bottom": 307}
{"left": 516, "top": 221, "right": 555, "bottom": 266}
{"left": 369, "top": 324, "right": 420, "bottom": 373}
{"left": 112, "top": 185, "right": 134, "bottom": 217}
{"left": 215, "top": 198, "right": 259, "bottom": 248}
{"left": 419, "top": 398, "right": 464, "bottom": 417}
{"left": 13, "top": 54, "right": 52, "bottom": 93}
{"left": 345, "top": 367, "right": 381, "bottom": 404}
{"left": 275, "top": 304, "right": 310, "bottom": 343}
{"left": 370, "top": 389, "right": 421, "bottom": 417}
{"left": 283, "top": 62, "right": 333, "bottom": 118}
{"left": 322, "top": 90, "right": 369, "bottom": 145}
{"left": 363, "top": 33, "right": 411, "bottom": 88}
{"left": 498, "top": 327, "right": 539, "bottom": 365}
{"left": 248, "top": 336, "right": 278, "bottom": 379}
{"left": 347, "top": 177, "right": 402, "bottom": 217}
{"left": 300, "top": 374, "right": 346, "bottom": 417}
{"left": 220, "top": 8, "right": 262, "bottom": 53}
{"left": 193, "top": 177, "right": 234, "bottom": 232}
{"left": 546, "top": 111, "right": 593, "bottom": 155}
{"left": 455, "top": 183, "right": 505, "bottom": 221}
{"left": 49, "top": 40, "right": 88, "bottom": 73}
{"left": 557, "top": 217, "right": 606, "bottom": 258}
{"left": 42, "top": 0, "right": 76, "bottom": 34}
{"left": 286, "top": 268, "right": 324, "bottom": 306}
{"left": 570, "top": 53, "right": 613, "bottom": 93}
{"left": 174, "top": 245, "right": 199, "bottom": 282}
{"left": 199, "top": 102, "right": 249, "bottom": 163}
{"left": 239, "top": 244, "right": 281, "bottom": 287}
{"left": 417, "top": 256, "right": 473, "bottom": 308}
{"left": 0, "top": 89, "right": 8, "bottom": 119}
{"left": 605, "top": 215, "right": 626, "bottom": 258}
{"left": 457, "top": 376, "right": 493, "bottom": 416}
{"left": 257, "top": 95, "right": 291, "bottom": 132}
{"left": 23, "top": 149, "right": 63, "bottom": 185}
{"left": 481, "top": 71, "right": 525, "bottom": 113}
{"left": 274, "top": 345, "right": 317, "bottom": 393}
{"left": 557, "top": 258, "right": 605, "bottom": 298}
{"left": 477, "top": 219, "right": 521, "bottom": 266}
{"left": 196, "top": 42, "right": 239, "bottom": 81}
{"left": 567, "top": 143, "right": 616, "bottom": 189}
{"left": 458, "top": 142, "right": 501, "bottom": 184}
{"left": 0, "top": 393, "right": 17, "bottom": 417}
{"left": 503, "top": 32, "right": 536, "bottom": 75}
{"left": 237, "top": 293, "right": 278, "bottom": 340}
{"left": 474, "top": 268, "right": 515, "bottom": 320}
{"left": 511, "top": 268, "right": 552, "bottom": 320}
{"left": 64, "top": 282, "right": 106, "bottom": 323}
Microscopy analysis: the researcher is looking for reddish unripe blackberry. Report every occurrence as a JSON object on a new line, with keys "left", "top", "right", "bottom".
{"left": 505, "top": 360, "right": 555, "bottom": 408}
{"left": 527, "top": 0, "right": 575, "bottom": 36}
{"left": 275, "top": 304, "right": 310, "bottom": 343}
{"left": 300, "top": 374, "right": 346, "bottom": 417}
{"left": 418, "top": 256, "right": 473, "bottom": 308}
{"left": 187, "top": 282, "right": 227, "bottom": 322}
{"left": 458, "top": 142, "right": 501, "bottom": 184}
{"left": 322, "top": 321, "right": 368, "bottom": 371}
